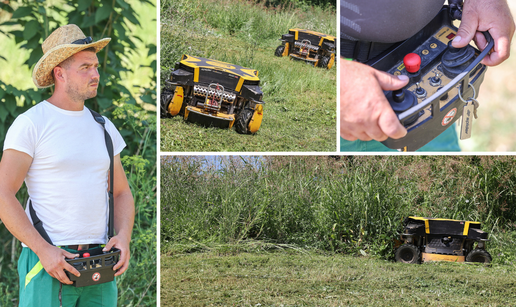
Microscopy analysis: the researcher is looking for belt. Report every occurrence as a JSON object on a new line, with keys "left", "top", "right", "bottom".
{"left": 61, "top": 244, "right": 102, "bottom": 251}
{"left": 341, "top": 39, "right": 397, "bottom": 63}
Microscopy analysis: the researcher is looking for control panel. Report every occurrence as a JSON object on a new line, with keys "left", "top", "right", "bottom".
{"left": 366, "top": 7, "right": 494, "bottom": 151}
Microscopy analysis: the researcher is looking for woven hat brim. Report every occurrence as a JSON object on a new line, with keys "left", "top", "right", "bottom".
{"left": 32, "top": 38, "right": 111, "bottom": 89}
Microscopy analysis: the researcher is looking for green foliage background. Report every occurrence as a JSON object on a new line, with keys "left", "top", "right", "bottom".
{"left": 0, "top": 1, "right": 156, "bottom": 306}
{"left": 161, "top": 156, "right": 516, "bottom": 265}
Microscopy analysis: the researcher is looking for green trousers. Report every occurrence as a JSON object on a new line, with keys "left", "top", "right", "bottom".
{"left": 18, "top": 247, "right": 117, "bottom": 307}
{"left": 340, "top": 124, "right": 461, "bottom": 152}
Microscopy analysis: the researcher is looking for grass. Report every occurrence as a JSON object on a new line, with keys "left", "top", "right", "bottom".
{"left": 161, "top": 248, "right": 516, "bottom": 306}
{"left": 161, "top": 155, "right": 516, "bottom": 257}
{"left": 160, "top": 0, "right": 336, "bottom": 152}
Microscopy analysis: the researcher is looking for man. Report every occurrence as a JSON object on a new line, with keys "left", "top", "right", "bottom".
{"left": 0, "top": 24, "right": 135, "bottom": 306}
{"left": 340, "top": 0, "right": 515, "bottom": 151}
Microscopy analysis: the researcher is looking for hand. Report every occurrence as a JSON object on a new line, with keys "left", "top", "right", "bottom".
{"left": 103, "top": 235, "right": 131, "bottom": 276}
{"left": 452, "top": 0, "right": 515, "bottom": 66}
{"left": 38, "top": 245, "right": 80, "bottom": 285}
{"left": 341, "top": 60, "right": 409, "bottom": 142}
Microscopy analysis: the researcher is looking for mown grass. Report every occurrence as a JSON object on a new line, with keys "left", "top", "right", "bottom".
{"left": 161, "top": 156, "right": 516, "bottom": 262}
{"left": 162, "top": 249, "right": 516, "bottom": 306}
{"left": 160, "top": 0, "right": 336, "bottom": 152}
{"left": 161, "top": 155, "right": 516, "bottom": 305}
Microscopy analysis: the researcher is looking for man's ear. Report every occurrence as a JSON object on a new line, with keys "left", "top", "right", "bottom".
{"left": 53, "top": 66, "right": 66, "bottom": 83}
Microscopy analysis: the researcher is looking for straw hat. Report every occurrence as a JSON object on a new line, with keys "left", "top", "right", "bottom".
{"left": 32, "top": 24, "right": 111, "bottom": 88}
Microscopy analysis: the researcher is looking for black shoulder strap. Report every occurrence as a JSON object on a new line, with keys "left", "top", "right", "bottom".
{"left": 88, "top": 108, "right": 115, "bottom": 240}
{"left": 29, "top": 200, "right": 53, "bottom": 245}
{"left": 29, "top": 108, "right": 115, "bottom": 245}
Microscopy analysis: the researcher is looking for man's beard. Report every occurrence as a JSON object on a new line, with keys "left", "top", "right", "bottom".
{"left": 65, "top": 80, "right": 98, "bottom": 103}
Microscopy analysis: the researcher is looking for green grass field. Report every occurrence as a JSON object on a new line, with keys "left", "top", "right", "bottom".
{"left": 160, "top": 0, "right": 336, "bottom": 152}
{"left": 161, "top": 155, "right": 516, "bottom": 305}
{"left": 162, "top": 249, "right": 516, "bottom": 306}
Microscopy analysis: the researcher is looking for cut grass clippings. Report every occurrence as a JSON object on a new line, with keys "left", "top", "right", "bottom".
{"left": 162, "top": 248, "right": 516, "bottom": 306}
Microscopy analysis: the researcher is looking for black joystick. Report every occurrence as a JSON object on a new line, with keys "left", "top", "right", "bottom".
{"left": 392, "top": 89, "right": 405, "bottom": 103}
{"left": 387, "top": 89, "right": 420, "bottom": 126}
{"left": 441, "top": 41, "right": 476, "bottom": 78}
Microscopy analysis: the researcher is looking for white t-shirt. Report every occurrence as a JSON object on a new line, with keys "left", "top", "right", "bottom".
{"left": 3, "top": 100, "right": 126, "bottom": 246}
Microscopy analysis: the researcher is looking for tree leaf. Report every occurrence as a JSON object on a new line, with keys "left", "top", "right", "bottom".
{"left": 4, "top": 94, "right": 17, "bottom": 116}
{"left": 11, "top": 6, "right": 33, "bottom": 19}
{"left": 0, "top": 103, "right": 9, "bottom": 123}
{"left": 97, "top": 97, "right": 113, "bottom": 109}
{"left": 95, "top": 4, "right": 112, "bottom": 24}
{"left": 115, "top": 0, "right": 129, "bottom": 10}
{"left": 77, "top": 0, "right": 91, "bottom": 11}
{"left": 27, "top": 48, "right": 43, "bottom": 67}
{"left": 23, "top": 20, "right": 40, "bottom": 41}
{"left": 121, "top": 8, "right": 139, "bottom": 25}
{"left": 0, "top": 3, "right": 14, "bottom": 14}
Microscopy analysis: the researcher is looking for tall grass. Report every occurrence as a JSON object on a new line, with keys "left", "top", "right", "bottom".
{"left": 160, "top": 0, "right": 336, "bottom": 152}
{"left": 161, "top": 156, "right": 516, "bottom": 264}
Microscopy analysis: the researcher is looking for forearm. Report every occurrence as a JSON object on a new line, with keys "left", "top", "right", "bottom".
{"left": 113, "top": 190, "right": 134, "bottom": 242}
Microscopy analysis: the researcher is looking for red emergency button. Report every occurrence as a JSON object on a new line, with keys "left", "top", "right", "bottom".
{"left": 404, "top": 53, "right": 421, "bottom": 73}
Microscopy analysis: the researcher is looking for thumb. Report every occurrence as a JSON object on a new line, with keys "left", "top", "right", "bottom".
{"left": 375, "top": 71, "right": 409, "bottom": 91}
{"left": 63, "top": 250, "right": 79, "bottom": 259}
{"left": 103, "top": 239, "right": 115, "bottom": 252}
{"left": 452, "top": 12, "right": 479, "bottom": 48}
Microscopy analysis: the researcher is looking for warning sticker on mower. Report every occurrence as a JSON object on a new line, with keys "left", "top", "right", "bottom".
{"left": 442, "top": 108, "right": 457, "bottom": 126}
{"left": 92, "top": 272, "right": 101, "bottom": 282}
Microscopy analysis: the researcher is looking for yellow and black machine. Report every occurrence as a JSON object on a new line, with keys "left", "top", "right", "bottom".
{"left": 275, "top": 28, "right": 335, "bottom": 69}
{"left": 395, "top": 216, "right": 491, "bottom": 264}
{"left": 161, "top": 55, "right": 265, "bottom": 134}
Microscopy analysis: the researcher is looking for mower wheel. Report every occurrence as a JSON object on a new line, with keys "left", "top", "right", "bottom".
{"left": 466, "top": 249, "right": 492, "bottom": 263}
{"left": 395, "top": 244, "right": 420, "bottom": 264}
{"left": 160, "top": 89, "right": 174, "bottom": 118}
{"left": 318, "top": 56, "right": 331, "bottom": 69}
{"left": 275, "top": 45, "right": 285, "bottom": 57}
{"left": 235, "top": 108, "right": 254, "bottom": 134}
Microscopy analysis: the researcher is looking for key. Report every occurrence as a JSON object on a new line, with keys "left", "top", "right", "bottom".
{"left": 470, "top": 97, "right": 480, "bottom": 119}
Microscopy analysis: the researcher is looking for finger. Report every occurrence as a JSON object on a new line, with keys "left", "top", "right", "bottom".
{"left": 453, "top": 10, "right": 479, "bottom": 48}
{"left": 114, "top": 253, "right": 130, "bottom": 276}
{"left": 481, "top": 31, "right": 510, "bottom": 66}
{"left": 473, "top": 31, "right": 488, "bottom": 51}
{"left": 363, "top": 125, "right": 388, "bottom": 142}
{"left": 55, "top": 269, "right": 74, "bottom": 285}
{"left": 114, "top": 258, "right": 130, "bottom": 276}
{"left": 64, "top": 262, "right": 81, "bottom": 277}
{"left": 375, "top": 72, "right": 409, "bottom": 91}
{"left": 340, "top": 131, "right": 358, "bottom": 142}
{"left": 377, "top": 109, "right": 407, "bottom": 139}
{"left": 63, "top": 251, "right": 80, "bottom": 260}
{"left": 103, "top": 239, "right": 116, "bottom": 252}
{"left": 113, "top": 249, "right": 129, "bottom": 271}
